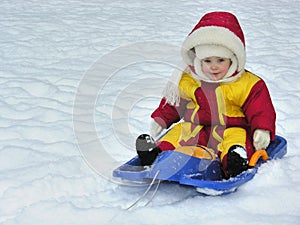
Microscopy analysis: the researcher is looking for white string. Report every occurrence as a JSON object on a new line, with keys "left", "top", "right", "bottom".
{"left": 126, "top": 170, "right": 160, "bottom": 210}
{"left": 144, "top": 179, "right": 161, "bottom": 207}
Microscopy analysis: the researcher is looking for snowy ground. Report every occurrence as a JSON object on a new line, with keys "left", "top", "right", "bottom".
{"left": 0, "top": 0, "right": 300, "bottom": 224}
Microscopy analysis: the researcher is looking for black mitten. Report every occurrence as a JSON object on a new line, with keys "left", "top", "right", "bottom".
{"left": 136, "top": 134, "right": 161, "bottom": 166}
{"left": 227, "top": 145, "right": 248, "bottom": 177}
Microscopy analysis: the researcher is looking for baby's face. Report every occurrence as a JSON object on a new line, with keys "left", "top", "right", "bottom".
{"left": 200, "top": 57, "right": 232, "bottom": 81}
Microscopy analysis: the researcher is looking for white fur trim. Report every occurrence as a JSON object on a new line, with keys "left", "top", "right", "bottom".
{"left": 182, "top": 26, "right": 246, "bottom": 72}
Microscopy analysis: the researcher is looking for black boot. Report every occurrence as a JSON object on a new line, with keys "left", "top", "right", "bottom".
{"left": 136, "top": 134, "right": 161, "bottom": 166}
{"left": 227, "top": 145, "right": 248, "bottom": 178}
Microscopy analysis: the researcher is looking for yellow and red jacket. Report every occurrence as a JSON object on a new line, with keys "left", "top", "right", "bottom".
{"left": 151, "top": 70, "right": 276, "bottom": 141}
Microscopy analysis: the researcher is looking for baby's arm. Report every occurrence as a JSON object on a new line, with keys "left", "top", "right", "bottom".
{"left": 243, "top": 80, "right": 276, "bottom": 149}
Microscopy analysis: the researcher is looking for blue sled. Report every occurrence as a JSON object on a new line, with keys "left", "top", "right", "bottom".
{"left": 113, "top": 135, "right": 287, "bottom": 195}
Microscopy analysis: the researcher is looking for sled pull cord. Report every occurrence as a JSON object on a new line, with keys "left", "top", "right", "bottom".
{"left": 248, "top": 150, "right": 269, "bottom": 167}
{"left": 144, "top": 179, "right": 161, "bottom": 207}
{"left": 126, "top": 170, "right": 161, "bottom": 210}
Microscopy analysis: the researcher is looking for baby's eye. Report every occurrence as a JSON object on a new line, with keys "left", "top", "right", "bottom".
{"left": 218, "top": 58, "right": 225, "bottom": 63}
{"left": 203, "top": 59, "right": 211, "bottom": 63}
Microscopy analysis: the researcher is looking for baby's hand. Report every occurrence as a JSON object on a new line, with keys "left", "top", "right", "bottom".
{"left": 253, "top": 129, "right": 270, "bottom": 150}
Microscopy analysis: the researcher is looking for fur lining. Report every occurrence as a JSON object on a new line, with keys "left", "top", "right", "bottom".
{"left": 182, "top": 26, "right": 245, "bottom": 71}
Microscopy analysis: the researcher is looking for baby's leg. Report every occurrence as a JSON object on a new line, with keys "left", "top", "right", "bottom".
{"left": 157, "top": 122, "right": 205, "bottom": 151}
{"left": 218, "top": 127, "right": 254, "bottom": 178}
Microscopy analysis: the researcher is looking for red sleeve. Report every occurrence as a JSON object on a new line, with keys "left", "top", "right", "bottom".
{"left": 151, "top": 98, "right": 187, "bottom": 129}
{"left": 243, "top": 80, "right": 276, "bottom": 141}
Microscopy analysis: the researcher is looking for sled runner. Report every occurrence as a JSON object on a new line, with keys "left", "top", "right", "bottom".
{"left": 113, "top": 135, "right": 287, "bottom": 195}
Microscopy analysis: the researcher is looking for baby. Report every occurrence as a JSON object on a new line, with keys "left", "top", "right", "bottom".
{"left": 136, "top": 11, "right": 276, "bottom": 178}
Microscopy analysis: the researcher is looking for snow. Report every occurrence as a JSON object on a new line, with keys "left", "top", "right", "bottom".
{"left": 0, "top": 0, "right": 299, "bottom": 224}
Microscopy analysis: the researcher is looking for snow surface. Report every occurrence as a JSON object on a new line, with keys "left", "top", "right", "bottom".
{"left": 1, "top": 0, "right": 300, "bottom": 224}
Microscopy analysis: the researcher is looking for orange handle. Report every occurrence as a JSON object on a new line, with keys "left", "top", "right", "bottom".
{"left": 248, "top": 150, "right": 269, "bottom": 167}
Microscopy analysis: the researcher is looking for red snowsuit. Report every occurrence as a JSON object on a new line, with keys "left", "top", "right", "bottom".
{"left": 151, "top": 70, "right": 276, "bottom": 169}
